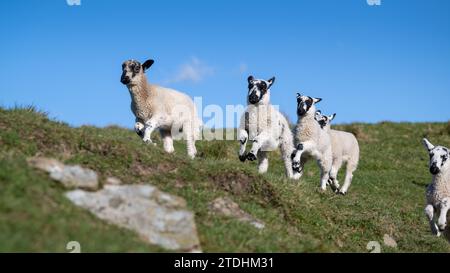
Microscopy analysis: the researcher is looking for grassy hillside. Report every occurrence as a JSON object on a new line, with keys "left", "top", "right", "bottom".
{"left": 1, "top": 106, "right": 450, "bottom": 252}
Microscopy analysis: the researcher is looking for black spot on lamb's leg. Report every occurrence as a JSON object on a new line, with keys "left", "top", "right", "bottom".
{"left": 290, "top": 150, "right": 296, "bottom": 160}
{"left": 136, "top": 129, "right": 144, "bottom": 138}
{"left": 296, "top": 143, "right": 304, "bottom": 151}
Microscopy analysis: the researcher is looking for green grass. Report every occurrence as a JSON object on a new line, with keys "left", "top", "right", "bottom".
{"left": 0, "top": 106, "right": 449, "bottom": 252}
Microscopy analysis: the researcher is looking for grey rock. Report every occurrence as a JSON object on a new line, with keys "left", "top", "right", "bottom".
{"left": 105, "top": 176, "right": 122, "bottom": 185}
{"left": 65, "top": 185, "right": 201, "bottom": 252}
{"left": 27, "top": 157, "right": 98, "bottom": 190}
{"left": 209, "top": 197, "right": 265, "bottom": 229}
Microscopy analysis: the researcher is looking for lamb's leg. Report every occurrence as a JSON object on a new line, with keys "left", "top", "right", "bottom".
{"left": 142, "top": 118, "right": 159, "bottom": 145}
{"left": 280, "top": 141, "right": 297, "bottom": 179}
{"left": 339, "top": 161, "right": 357, "bottom": 195}
{"left": 238, "top": 129, "right": 249, "bottom": 162}
{"left": 184, "top": 121, "right": 197, "bottom": 159}
{"left": 328, "top": 158, "right": 342, "bottom": 192}
{"left": 247, "top": 133, "right": 271, "bottom": 161}
{"left": 438, "top": 198, "right": 450, "bottom": 232}
{"left": 425, "top": 204, "right": 440, "bottom": 236}
{"left": 317, "top": 149, "right": 332, "bottom": 191}
{"left": 257, "top": 151, "right": 269, "bottom": 174}
{"left": 159, "top": 129, "right": 174, "bottom": 154}
{"left": 134, "top": 121, "right": 145, "bottom": 138}
{"left": 291, "top": 141, "right": 315, "bottom": 173}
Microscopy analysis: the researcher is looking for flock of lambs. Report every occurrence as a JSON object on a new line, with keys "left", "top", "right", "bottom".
{"left": 120, "top": 58, "right": 450, "bottom": 239}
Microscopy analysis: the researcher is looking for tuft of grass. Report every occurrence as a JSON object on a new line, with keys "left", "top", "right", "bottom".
{"left": 1, "top": 106, "right": 450, "bottom": 252}
{"left": 445, "top": 121, "right": 450, "bottom": 136}
{"left": 334, "top": 123, "right": 372, "bottom": 142}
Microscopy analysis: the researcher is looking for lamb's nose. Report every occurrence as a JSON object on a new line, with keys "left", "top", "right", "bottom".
{"left": 121, "top": 75, "right": 130, "bottom": 84}
{"left": 430, "top": 165, "right": 439, "bottom": 174}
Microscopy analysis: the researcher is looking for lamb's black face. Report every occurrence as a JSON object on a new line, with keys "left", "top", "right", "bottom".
{"left": 314, "top": 111, "right": 336, "bottom": 129}
{"left": 247, "top": 76, "right": 275, "bottom": 105}
{"left": 428, "top": 147, "right": 449, "bottom": 175}
{"left": 120, "top": 59, "right": 154, "bottom": 86}
{"left": 315, "top": 112, "right": 328, "bottom": 128}
{"left": 296, "top": 95, "right": 314, "bottom": 116}
{"left": 423, "top": 138, "right": 449, "bottom": 175}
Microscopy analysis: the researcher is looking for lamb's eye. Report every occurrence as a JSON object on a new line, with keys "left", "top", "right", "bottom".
{"left": 134, "top": 65, "right": 140, "bottom": 72}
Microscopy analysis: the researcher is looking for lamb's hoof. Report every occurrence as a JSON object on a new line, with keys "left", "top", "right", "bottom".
{"left": 246, "top": 152, "right": 257, "bottom": 161}
{"left": 239, "top": 153, "right": 247, "bottom": 162}
{"left": 143, "top": 139, "right": 156, "bottom": 146}
{"left": 338, "top": 190, "right": 347, "bottom": 195}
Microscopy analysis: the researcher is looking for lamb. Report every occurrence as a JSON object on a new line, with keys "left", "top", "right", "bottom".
{"left": 291, "top": 94, "right": 337, "bottom": 191}
{"left": 120, "top": 59, "right": 201, "bottom": 159}
{"left": 314, "top": 111, "right": 360, "bottom": 195}
{"left": 422, "top": 138, "right": 450, "bottom": 237}
{"left": 238, "top": 76, "right": 299, "bottom": 179}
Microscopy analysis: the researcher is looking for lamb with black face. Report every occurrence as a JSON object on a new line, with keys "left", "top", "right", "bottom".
{"left": 296, "top": 94, "right": 322, "bottom": 116}
{"left": 424, "top": 139, "right": 449, "bottom": 175}
{"left": 247, "top": 76, "right": 275, "bottom": 105}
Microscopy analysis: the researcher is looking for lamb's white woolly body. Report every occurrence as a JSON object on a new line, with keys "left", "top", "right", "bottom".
{"left": 123, "top": 59, "right": 201, "bottom": 159}
{"left": 423, "top": 138, "right": 450, "bottom": 237}
{"left": 316, "top": 112, "right": 359, "bottom": 194}
{"left": 292, "top": 96, "right": 334, "bottom": 190}
{"left": 427, "top": 170, "right": 450, "bottom": 206}
{"left": 238, "top": 77, "right": 298, "bottom": 179}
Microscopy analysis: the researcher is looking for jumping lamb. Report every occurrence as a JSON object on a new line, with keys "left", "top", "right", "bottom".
{"left": 315, "top": 111, "right": 360, "bottom": 195}
{"left": 422, "top": 138, "right": 450, "bottom": 237}
{"left": 120, "top": 59, "right": 201, "bottom": 159}
{"left": 291, "top": 94, "right": 337, "bottom": 191}
{"left": 238, "top": 76, "right": 299, "bottom": 179}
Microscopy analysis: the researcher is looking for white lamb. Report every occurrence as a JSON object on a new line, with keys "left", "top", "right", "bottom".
{"left": 238, "top": 76, "right": 299, "bottom": 179}
{"left": 291, "top": 94, "right": 336, "bottom": 191}
{"left": 422, "top": 138, "right": 450, "bottom": 237}
{"left": 315, "top": 111, "right": 360, "bottom": 195}
{"left": 120, "top": 59, "right": 201, "bottom": 159}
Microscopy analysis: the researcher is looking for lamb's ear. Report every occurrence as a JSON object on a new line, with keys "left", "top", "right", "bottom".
{"left": 423, "top": 138, "right": 435, "bottom": 151}
{"left": 267, "top": 77, "right": 275, "bottom": 88}
{"left": 296, "top": 93, "right": 302, "bottom": 102}
{"left": 312, "top": 97, "right": 322, "bottom": 104}
{"left": 329, "top": 113, "right": 336, "bottom": 121}
{"left": 142, "top": 59, "right": 154, "bottom": 72}
{"left": 248, "top": 75, "right": 255, "bottom": 84}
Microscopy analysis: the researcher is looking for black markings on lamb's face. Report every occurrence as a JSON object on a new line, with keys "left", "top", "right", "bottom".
{"left": 297, "top": 96, "right": 314, "bottom": 116}
{"left": 121, "top": 59, "right": 154, "bottom": 86}
{"left": 121, "top": 60, "right": 142, "bottom": 85}
{"left": 247, "top": 76, "right": 275, "bottom": 105}
{"left": 428, "top": 146, "right": 449, "bottom": 175}
{"left": 318, "top": 117, "right": 328, "bottom": 129}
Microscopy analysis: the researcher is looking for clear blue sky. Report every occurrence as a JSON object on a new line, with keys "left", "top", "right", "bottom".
{"left": 1, "top": 0, "right": 449, "bottom": 127}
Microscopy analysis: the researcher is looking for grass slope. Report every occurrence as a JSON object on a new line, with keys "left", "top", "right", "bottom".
{"left": 1, "top": 107, "right": 450, "bottom": 252}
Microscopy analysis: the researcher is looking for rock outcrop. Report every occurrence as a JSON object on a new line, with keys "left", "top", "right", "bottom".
{"left": 209, "top": 197, "right": 265, "bottom": 229}
{"left": 66, "top": 185, "right": 201, "bottom": 252}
